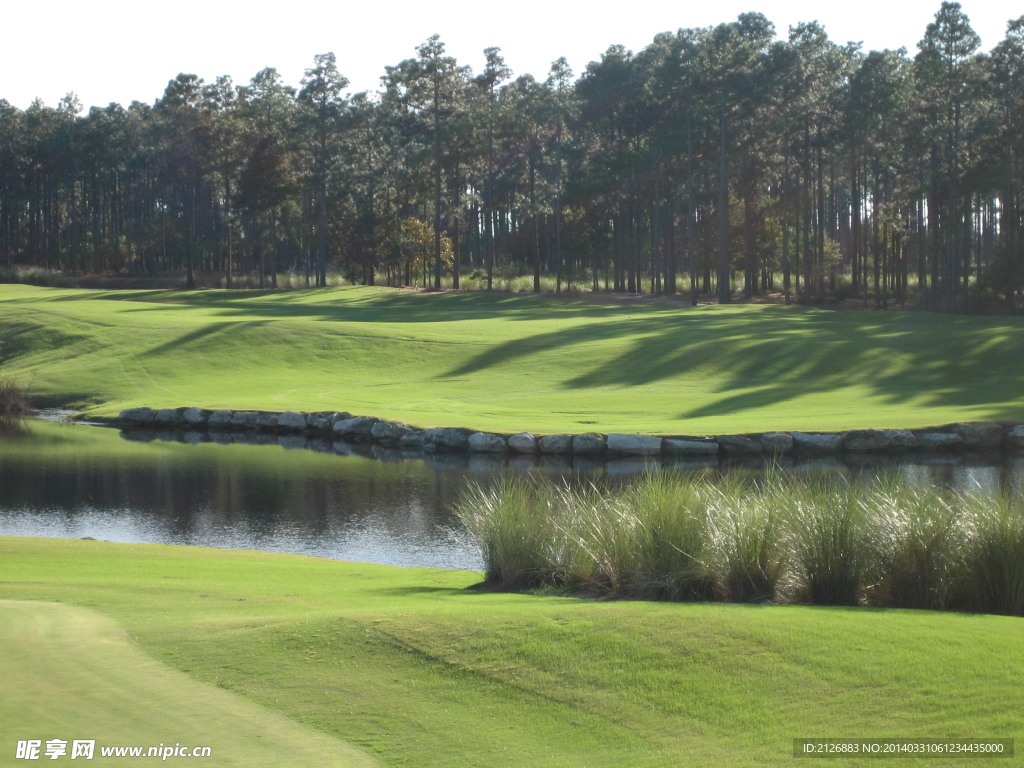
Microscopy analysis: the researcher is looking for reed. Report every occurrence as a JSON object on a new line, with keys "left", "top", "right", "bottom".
{"left": 867, "top": 482, "right": 966, "bottom": 610}
{"left": 962, "top": 491, "right": 1024, "bottom": 616}
{"left": 706, "top": 477, "right": 786, "bottom": 603}
{"left": 454, "top": 470, "right": 1024, "bottom": 616}
{"left": 453, "top": 476, "right": 564, "bottom": 590}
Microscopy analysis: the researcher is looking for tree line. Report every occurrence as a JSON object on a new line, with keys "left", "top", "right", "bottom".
{"left": 1, "top": 2, "right": 1023, "bottom": 312}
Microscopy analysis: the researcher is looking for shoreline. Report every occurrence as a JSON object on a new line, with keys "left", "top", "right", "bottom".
{"left": 105, "top": 406, "right": 1024, "bottom": 460}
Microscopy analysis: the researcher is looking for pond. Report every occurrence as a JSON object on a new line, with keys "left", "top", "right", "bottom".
{"left": 2, "top": 419, "right": 1022, "bottom": 571}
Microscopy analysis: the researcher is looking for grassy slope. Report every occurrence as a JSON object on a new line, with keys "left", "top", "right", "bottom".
{"left": 3, "top": 284, "right": 1024, "bottom": 435}
{"left": 2, "top": 537, "right": 1022, "bottom": 768}
{"left": 0, "top": 600, "right": 378, "bottom": 767}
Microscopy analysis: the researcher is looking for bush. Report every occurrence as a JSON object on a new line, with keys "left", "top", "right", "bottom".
{"left": 0, "top": 377, "right": 28, "bottom": 417}
{"left": 0, "top": 267, "right": 77, "bottom": 288}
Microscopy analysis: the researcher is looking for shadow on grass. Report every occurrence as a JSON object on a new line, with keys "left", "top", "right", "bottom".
{"left": 445, "top": 308, "right": 1024, "bottom": 421}
{"left": 44, "top": 286, "right": 646, "bottom": 325}
{"left": 27, "top": 288, "right": 1024, "bottom": 423}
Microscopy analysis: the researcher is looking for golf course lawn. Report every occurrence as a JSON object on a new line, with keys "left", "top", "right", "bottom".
{"left": 3, "top": 283, "right": 1024, "bottom": 435}
{"left": 2, "top": 537, "right": 1022, "bottom": 767}
{"left": 0, "top": 600, "right": 378, "bottom": 767}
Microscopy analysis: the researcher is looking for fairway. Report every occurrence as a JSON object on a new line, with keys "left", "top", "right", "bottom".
{"left": 2, "top": 537, "right": 1022, "bottom": 767}
{"left": 0, "top": 600, "right": 378, "bottom": 767}
{"left": 3, "top": 284, "right": 1024, "bottom": 435}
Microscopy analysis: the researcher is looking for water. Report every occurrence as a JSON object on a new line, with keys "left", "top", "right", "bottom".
{"left": 2, "top": 420, "right": 1022, "bottom": 570}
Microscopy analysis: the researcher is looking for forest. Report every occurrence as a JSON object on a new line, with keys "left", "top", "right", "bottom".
{"left": 1, "top": 2, "right": 1023, "bottom": 313}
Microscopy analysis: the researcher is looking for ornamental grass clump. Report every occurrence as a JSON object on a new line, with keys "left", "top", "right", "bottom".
{"left": 454, "top": 469, "right": 1024, "bottom": 617}
{"left": 619, "top": 474, "right": 714, "bottom": 600}
{"left": 705, "top": 476, "right": 786, "bottom": 603}
{"left": 455, "top": 476, "right": 565, "bottom": 590}
{"left": 868, "top": 483, "right": 968, "bottom": 611}
{"left": 553, "top": 482, "right": 640, "bottom": 594}
{"left": 785, "top": 478, "right": 872, "bottom": 606}
{"left": 961, "top": 491, "right": 1024, "bottom": 616}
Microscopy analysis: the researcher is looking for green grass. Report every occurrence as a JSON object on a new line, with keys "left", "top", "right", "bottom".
{"left": 0, "top": 600, "right": 378, "bottom": 767}
{"left": 3, "top": 284, "right": 1024, "bottom": 434}
{"left": 2, "top": 536, "right": 1022, "bottom": 767}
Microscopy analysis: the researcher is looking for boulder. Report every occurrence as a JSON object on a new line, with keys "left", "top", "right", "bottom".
{"left": 333, "top": 416, "right": 379, "bottom": 437}
{"left": 1006, "top": 425, "right": 1024, "bottom": 451}
{"left": 508, "top": 432, "right": 539, "bottom": 453}
{"left": 914, "top": 432, "right": 964, "bottom": 452}
{"left": 372, "top": 421, "right": 417, "bottom": 442}
{"left": 842, "top": 429, "right": 891, "bottom": 452}
{"left": 469, "top": 432, "right": 509, "bottom": 453}
{"left": 154, "top": 408, "right": 183, "bottom": 425}
{"left": 760, "top": 432, "right": 795, "bottom": 454}
{"left": 119, "top": 407, "right": 156, "bottom": 425}
{"left": 954, "top": 422, "right": 1003, "bottom": 450}
{"left": 422, "top": 427, "right": 472, "bottom": 450}
{"left": 607, "top": 434, "right": 663, "bottom": 455}
{"left": 572, "top": 433, "right": 607, "bottom": 455}
{"left": 715, "top": 435, "right": 762, "bottom": 454}
{"left": 230, "top": 411, "right": 258, "bottom": 429}
{"left": 663, "top": 438, "right": 719, "bottom": 456}
{"left": 537, "top": 434, "right": 574, "bottom": 454}
{"left": 843, "top": 429, "right": 916, "bottom": 452}
{"left": 181, "top": 407, "right": 209, "bottom": 426}
{"left": 306, "top": 413, "right": 337, "bottom": 432}
{"left": 886, "top": 429, "right": 918, "bottom": 450}
{"left": 255, "top": 412, "right": 281, "bottom": 430}
{"left": 277, "top": 411, "right": 308, "bottom": 431}
{"left": 206, "top": 410, "right": 234, "bottom": 429}
{"left": 791, "top": 432, "right": 843, "bottom": 453}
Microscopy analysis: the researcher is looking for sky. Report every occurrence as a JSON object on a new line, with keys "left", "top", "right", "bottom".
{"left": 2, "top": 0, "right": 1017, "bottom": 112}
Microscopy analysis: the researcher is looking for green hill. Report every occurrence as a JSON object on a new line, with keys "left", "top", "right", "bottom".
{"left": 3, "top": 284, "right": 1023, "bottom": 434}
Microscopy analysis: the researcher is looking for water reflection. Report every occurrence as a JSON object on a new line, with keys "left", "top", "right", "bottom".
{"left": 1, "top": 421, "right": 1021, "bottom": 571}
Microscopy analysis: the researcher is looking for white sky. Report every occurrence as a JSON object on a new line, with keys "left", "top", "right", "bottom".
{"left": 2, "top": 0, "right": 1017, "bottom": 112}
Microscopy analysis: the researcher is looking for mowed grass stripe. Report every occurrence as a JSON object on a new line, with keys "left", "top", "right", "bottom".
{"left": 2, "top": 284, "right": 1024, "bottom": 434}
{"left": 0, "top": 600, "right": 379, "bottom": 768}
{"left": 2, "top": 538, "right": 1023, "bottom": 767}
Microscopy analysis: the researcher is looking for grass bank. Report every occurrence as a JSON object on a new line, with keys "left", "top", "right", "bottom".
{"left": 2, "top": 536, "right": 1022, "bottom": 767}
{"left": 3, "top": 284, "right": 1024, "bottom": 435}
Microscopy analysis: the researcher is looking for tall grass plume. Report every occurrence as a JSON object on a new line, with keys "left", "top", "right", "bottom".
{"left": 454, "top": 470, "right": 1024, "bottom": 616}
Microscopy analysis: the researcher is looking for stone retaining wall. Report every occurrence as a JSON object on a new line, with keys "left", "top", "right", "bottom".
{"left": 114, "top": 407, "right": 1024, "bottom": 458}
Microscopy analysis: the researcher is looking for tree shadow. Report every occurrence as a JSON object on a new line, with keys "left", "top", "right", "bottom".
{"left": 444, "top": 306, "right": 1024, "bottom": 421}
